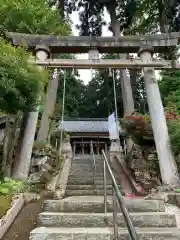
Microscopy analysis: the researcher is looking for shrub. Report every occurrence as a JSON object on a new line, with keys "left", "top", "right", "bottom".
{"left": 0, "top": 178, "right": 26, "bottom": 218}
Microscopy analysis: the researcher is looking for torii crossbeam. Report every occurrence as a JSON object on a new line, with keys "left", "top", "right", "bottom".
{"left": 6, "top": 31, "right": 180, "bottom": 54}
{"left": 34, "top": 58, "right": 180, "bottom": 69}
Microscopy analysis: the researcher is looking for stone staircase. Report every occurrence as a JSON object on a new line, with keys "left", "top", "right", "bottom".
{"left": 65, "top": 155, "right": 113, "bottom": 196}
{"left": 30, "top": 154, "right": 180, "bottom": 239}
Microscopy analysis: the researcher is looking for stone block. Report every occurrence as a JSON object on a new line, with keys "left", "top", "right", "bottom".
{"left": 30, "top": 227, "right": 180, "bottom": 240}
{"left": 28, "top": 169, "right": 52, "bottom": 184}
{"left": 41, "top": 163, "right": 53, "bottom": 172}
{"left": 43, "top": 196, "right": 165, "bottom": 213}
{"left": 31, "top": 156, "right": 49, "bottom": 166}
{"left": 38, "top": 212, "right": 176, "bottom": 228}
{"left": 164, "top": 193, "right": 180, "bottom": 207}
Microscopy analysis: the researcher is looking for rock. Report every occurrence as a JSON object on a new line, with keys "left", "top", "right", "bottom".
{"left": 31, "top": 156, "right": 49, "bottom": 166}
{"left": 28, "top": 172, "right": 41, "bottom": 184}
{"left": 164, "top": 193, "right": 180, "bottom": 207}
{"left": 33, "top": 150, "right": 47, "bottom": 157}
{"left": 28, "top": 170, "right": 52, "bottom": 184}
{"left": 46, "top": 174, "right": 59, "bottom": 192}
{"left": 151, "top": 188, "right": 158, "bottom": 194}
{"left": 40, "top": 169, "right": 52, "bottom": 183}
{"left": 144, "top": 193, "right": 164, "bottom": 200}
{"left": 24, "top": 193, "right": 39, "bottom": 203}
{"left": 61, "top": 139, "right": 73, "bottom": 159}
{"left": 61, "top": 141, "right": 72, "bottom": 153}
{"left": 157, "top": 185, "right": 179, "bottom": 193}
{"left": 148, "top": 153, "right": 157, "bottom": 161}
{"left": 41, "top": 163, "right": 53, "bottom": 172}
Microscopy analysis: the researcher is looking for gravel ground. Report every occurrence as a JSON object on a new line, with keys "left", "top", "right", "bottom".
{"left": 3, "top": 193, "right": 46, "bottom": 240}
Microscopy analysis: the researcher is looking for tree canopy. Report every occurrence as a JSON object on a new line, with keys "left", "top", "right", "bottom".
{"left": 0, "top": 0, "right": 71, "bottom": 114}
{"left": 55, "top": 69, "right": 85, "bottom": 119}
{"left": 78, "top": 54, "right": 124, "bottom": 118}
{"left": 0, "top": 39, "right": 49, "bottom": 114}
{"left": 0, "top": 0, "right": 70, "bottom": 36}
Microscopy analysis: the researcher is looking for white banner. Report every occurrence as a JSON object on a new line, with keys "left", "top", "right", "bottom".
{"left": 108, "top": 112, "right": 120, "bottom": 140}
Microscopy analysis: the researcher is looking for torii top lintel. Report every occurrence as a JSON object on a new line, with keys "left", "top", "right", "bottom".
{"left": 5, "top": 31, "right": 180, "bottom": 54}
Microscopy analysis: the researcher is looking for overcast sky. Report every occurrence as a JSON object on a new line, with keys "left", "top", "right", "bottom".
{"left": 70, "top": 9, "right": 111, "bottom": 85}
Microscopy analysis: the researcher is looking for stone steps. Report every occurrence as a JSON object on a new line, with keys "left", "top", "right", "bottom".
{"left": 30, "top": 227, "right": 180, "bottom": 240}
{"left": 30, "top": 155, "right": 180, "bottom": 240}
{"left": 66, "top": 184, "right": 116, "bottom": 190}
{"left": 66, "top": 184, "right": 95, "bottom": 190}
{"left": 43, "top": 196, "right": 165, "bottom": 213}
{"left": 67, "top": 178, "right": 111, "bottom": 183}
{"left": 38, "top": 212, "right": 176, "bottom": 228}
{"left": 69, "top": 168, "right": 105, "bottom": 173}
{"left": 65, "top": 189, "right": 113, "bottom": 196}
{"left": 67, "top": 180, "right": 112, "bottom": 185}
{"left": 68, "top": 173, "right": 110, "bottom": 177}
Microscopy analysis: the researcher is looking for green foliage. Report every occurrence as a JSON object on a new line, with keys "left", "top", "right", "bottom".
{"left": 0, "top": 0, "right": 71, "bottom": 115}
{"left": 122, "top": 109, "right": 180, "bottom": 160}
{"left": 0, "top": 39, "right": 49, "bottom": 113}
{"left": 0, "top": 178, "right": 26, "bottom": 218}
{"left": 130, "top": 0, "right": 158, "bottom": 34}
{"left": 131, "top": 0, "right": 180, "bottom": 34}
{"left": 0, "top": 177, "right": 25, "bottom": 195}
{"left": 56, "top": 69, "right": 85, "bottom": 119}
{"left": 168, "top": 119, "right": 180, "bottom": 157}
{"left": 0, "top": 0, "right": 71, "bottom": 36}
{"left": 159, "top": 71, "right": 180, "bottom": 114}
{"left": 78, "top": 54, "right": 124, "bottom": 118}
{"left": 0, "top": 193, "right": 12, "bottom": 218}
{"left": 121, "top": 114, "right": 154, "bottom": 147}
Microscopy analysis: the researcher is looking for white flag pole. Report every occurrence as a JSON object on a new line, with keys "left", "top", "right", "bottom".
{"left": 112, "top": 69, "right": 121, "bottom": 151}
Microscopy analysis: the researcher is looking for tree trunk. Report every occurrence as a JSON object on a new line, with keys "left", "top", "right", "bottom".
{"left": 0, "top": 117, "right": 11, "bottom": 179}
{"left": 37, "top": 70, "right": 59, "bottom": 142}
{"left": 59, "top": 0, "right": 65, "bottom": 18}
{"left": 12, "top": 111, "right": 39, "bottom": 181}
{"left": 106, "top": 3, "right": 135, "bottom": 117}
{"left": 11, "top": 113, "right": 27, "bottom": 177}
{"left": 106, "top": 3, "right": 135, "bottom": 159}
{"left": 105, "top": 3, "right": 146, "bottom": 195}
{"left": 4, "top": 114, "right": 21, "bottom": 177}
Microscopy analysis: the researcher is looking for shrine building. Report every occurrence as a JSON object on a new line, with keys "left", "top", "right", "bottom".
{"left": 59, "top": 118, "right": 112, "bottom": 155}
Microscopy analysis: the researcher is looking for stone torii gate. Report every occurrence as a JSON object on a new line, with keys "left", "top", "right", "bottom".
{"left": 6, "top": 31, "right": 180, "bottom": 186}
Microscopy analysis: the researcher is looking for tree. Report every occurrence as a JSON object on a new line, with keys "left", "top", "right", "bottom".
{"left": 0, "top": 0, "right": 70, "bottom": 36}
{"left": 79, "top": 54, "right": 124, "bottom": 118}
{"left": 0, "top": 40, "right": 47, "bottom": 113}
{"left": 159, "top": 71, "right": 180, "bottom": 114}
{"left": 0, "top": 0, "right": 70, "bottom": 180}
{"left": 55, "top": 69, "right": 85, "bottom": 119}
{"left": 131, "top": 0, "right": 180, "bottom": 34}
{"left": 48, "top": 0, "right": 137, "bottom": 117}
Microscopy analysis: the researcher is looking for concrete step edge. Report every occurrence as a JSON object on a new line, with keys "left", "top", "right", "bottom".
{"left": 43, "top": 198, "right": 165, "bottom": 213}
{"left": 38, "top": 212, "right": 176, "bottom": 228}
{"left": 30, "top": 227, "right": 180, "bottom": 240}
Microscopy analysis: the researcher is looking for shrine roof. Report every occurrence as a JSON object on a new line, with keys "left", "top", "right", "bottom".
{"left": 59, "top": 118, "right": 108, "bottom": 133}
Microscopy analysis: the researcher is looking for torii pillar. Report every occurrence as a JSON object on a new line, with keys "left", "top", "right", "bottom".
{"left": 138, "top": 46, "right": 180, "bottom": 187}
{"left": 13, "top": 45, "right": 50, "bottom": 181}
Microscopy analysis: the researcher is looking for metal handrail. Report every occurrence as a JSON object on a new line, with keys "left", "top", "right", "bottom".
{"left": 90, "top": 141, "right": 96, "bottom": 189}
{"left": 102, "top": 150, "right": 139, "bottom": 240}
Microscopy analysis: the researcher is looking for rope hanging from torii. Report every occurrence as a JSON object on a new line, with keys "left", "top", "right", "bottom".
{"left": 59, "top": 69, "right": 67, "bottom": 156}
